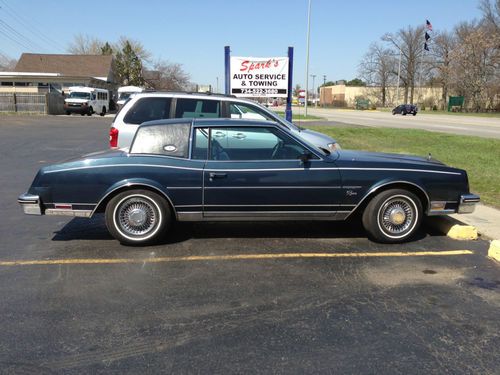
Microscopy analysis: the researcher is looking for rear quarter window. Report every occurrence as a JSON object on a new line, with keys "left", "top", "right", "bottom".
{"left": 124, "top": 97, "right": 172, "bottom": 124}
{"left": 130, "top": 123, "right": 191, "bottom": 158}
{"left": 175, "top": 98, "right": 220, "bottom": 118}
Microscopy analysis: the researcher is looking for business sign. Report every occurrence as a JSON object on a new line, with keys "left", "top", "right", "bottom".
{"left": 230, "top": 56, "right": 289, "bottom": 98}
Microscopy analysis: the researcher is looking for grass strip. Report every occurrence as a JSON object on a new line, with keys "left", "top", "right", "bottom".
{"left": 315, "top": 126, "right": 500, "bottom": 208}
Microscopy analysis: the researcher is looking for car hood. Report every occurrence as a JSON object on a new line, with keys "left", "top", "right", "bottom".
{"left": 338, "top": 150, "right": 446, "bottom": 167}
{"left": 293, "top": 128, "right": 336, "bottom": 146}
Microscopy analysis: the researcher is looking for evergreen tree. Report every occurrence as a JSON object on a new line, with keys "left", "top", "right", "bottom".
{"left": 115, "top": 41, "right": 144, "bottom": 86}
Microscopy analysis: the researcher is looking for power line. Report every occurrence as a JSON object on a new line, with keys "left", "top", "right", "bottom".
{"left": 0, "top": 23, "right": 35, "bottom": 51}
{"left": 0, "top": 19, "right": 46, "bottom": 51}
{"left": 0, "top": 0, "right": 66, "bottom": 52}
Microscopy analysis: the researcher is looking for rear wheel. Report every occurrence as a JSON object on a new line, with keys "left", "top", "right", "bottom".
{"left": 66, "top": 111, "right": 71, "bottom": 115}
{"left": 100, "top": 106, "right": 106, "bottom": 116}
{"left": 105, "top": 189, "right": 171, "bottom": 245}
{"left": 362, "top": 189, "right": 422, "bottom": 243}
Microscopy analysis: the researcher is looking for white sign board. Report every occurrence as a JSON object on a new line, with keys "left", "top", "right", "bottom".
{"left": 230, "top": 56, "right": 289, "bottom": 98}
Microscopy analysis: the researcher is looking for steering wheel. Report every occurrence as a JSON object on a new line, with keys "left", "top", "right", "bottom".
{"left": 270, "top": 140, "right": 284, "bottom": 159}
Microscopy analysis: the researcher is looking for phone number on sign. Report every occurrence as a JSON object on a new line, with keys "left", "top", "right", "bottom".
{"left": 240, "top": 88, "right": 280, "bottom": 95}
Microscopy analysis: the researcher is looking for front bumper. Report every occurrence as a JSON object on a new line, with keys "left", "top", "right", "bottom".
{"left": 18, "top": 193, "right": 42, "bottom": 215}
{"left": 458, "top": 193, "right": 480, "bottom": 214}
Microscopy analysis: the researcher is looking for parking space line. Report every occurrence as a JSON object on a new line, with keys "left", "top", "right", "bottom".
{"left": 0, "top": 250, "right": 473, "bottom": 266}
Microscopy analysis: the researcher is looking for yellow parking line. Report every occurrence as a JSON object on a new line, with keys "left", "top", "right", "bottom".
{"left": 0, "top": 250, "right": 473, "bottom": 266}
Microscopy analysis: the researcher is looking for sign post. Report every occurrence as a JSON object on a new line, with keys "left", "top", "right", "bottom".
{"left": 224, "top": 46, "right": 230, "bottom": 95}
{"left": 286, "top": 46, "right": 293, "bottom": 122}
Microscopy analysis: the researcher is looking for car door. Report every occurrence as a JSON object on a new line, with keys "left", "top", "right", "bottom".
{"left": 200, "top": 124, "right": 343, "bottom": 219}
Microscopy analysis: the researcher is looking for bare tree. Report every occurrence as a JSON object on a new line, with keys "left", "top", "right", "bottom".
{"left": 114, "top": 36, "right": 151, "bottom": 63}
{"left": 359, "top": 42, "right": 395, "bottom": 106}
{"left": 145, "top": 59, "right": 190, "bottom": 91}
{"left": 67, "top": 33, "right": 104, "bottom": 54}
{"left": 480, "top": 0, "right": 500, "bottom": 33}
{"left": 428, "top": 31, "right": 457, "bottom": 108}
{"left": 383, "top": 25, "right": 426, "bottom": 104}
{"left": 450, "top": 21, "right": 499, "bottom": 111}
{"left": 0, "top": 53, "right": 17, "bottom": 71}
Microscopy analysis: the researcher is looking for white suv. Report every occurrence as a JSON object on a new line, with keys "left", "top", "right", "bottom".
{"left": 109, "top": 92, "right": 340, "bottom": 152}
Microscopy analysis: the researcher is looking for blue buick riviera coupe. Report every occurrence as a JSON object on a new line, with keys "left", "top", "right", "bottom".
{"left": 19, "top": 119, "right": 479, "bottom": 245}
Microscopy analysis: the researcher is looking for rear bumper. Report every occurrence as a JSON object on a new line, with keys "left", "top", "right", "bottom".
{"left": 18, "top": 193, "right": 42, "bottom": 215}
{"left": 458, "top": 193, "right": 480, "bottom": 214}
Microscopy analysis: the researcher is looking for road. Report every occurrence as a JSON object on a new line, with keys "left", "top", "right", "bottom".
{"left": 1, "top": 115, "right": 500, "bottom": 373}
{"left": 294, "top": 107, "right": 500, "bottom": 139}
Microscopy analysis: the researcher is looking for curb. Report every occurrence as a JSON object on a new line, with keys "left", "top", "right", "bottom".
{"left": 426, "top": 216, "right": 478, "bottom": 240}
{"left": 488, "top": 240, "right": 500, "bottom": 262}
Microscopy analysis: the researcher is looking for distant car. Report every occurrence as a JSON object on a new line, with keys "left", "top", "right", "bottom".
{"left": 392, "top": 104, "right": 418, "bottom": 116}
{"left": 19, "top": 118, "right": 479, "bottom": 245}
{"left": 109, "top": 92, "right": 341, "bottom": 152}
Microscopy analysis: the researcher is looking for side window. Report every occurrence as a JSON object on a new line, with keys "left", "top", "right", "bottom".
{"left": 123, "top": 97, "right": 172, "bottom": 125}
{"left": 229, "top": 103, "right": 273, "bottom": 121}
{"left": 192, "top": 128, "right": 209, "bottom": 160}
{"left": 130, "top": 123, "right": 191, "bottom": 158}
{"left": 209, "top": 127, "right": 315, "bottom": 161}
{"left": 176, "top": 98, "right": 220, "bottom": 118}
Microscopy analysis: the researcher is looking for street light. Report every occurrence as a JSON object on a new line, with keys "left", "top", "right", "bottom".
{"left": 385, "top": 35, "right": 402, "bottom": 105}
{"left": 310, "top": 74, "right": 316, "bottom": 107}
{"left": 304, "top": 0, "right": 312, "bottom": 116}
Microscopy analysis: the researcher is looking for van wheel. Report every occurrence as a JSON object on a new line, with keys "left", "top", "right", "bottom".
{"left": 87, "top": 106, "right": 93, "bottom": 116}
{"left": 105, "top": 189, "right": 171, "bottom": 246}
{"left": 66, "top": 111, "right": 70, "bottom": 115}
{"left": 362, "top": 189, "right": 422, "bottom": 243}
{"left": 100, "top": 106, "right": 106, "bottom": 116}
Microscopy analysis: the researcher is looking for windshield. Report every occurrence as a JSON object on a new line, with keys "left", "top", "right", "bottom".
{"left": 69, "top": 92, "right": 90, "bottom": 99}
{"left": 118, "top": 92, "right": 133, "bottom": 101}
{"left": 250, "top": 101, "right": 301, "bottom": 132}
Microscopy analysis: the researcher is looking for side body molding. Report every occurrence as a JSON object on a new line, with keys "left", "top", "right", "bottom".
{"left": 91, "top": 178, "right": 177, "bottom": 218}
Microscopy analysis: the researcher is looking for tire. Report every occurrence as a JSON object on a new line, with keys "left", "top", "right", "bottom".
{"left": 87, "top": 106, "right": 93, "bottom": 116}
{"left": 66, "top": 111, "right": 71, "bottom": 115}
{"left": 412, "top": 112, "right": 416, "bottom": 116}
{"left": 105, "top": 189, "right": 171, "bottom": 245}
{"left": 100, "top": 106, "right": 106, "bottom": 116}
{"left": 392, "top": 111, "right": 396, "bottom": 115}
{"left": 402, "top": 111, "right": 407, "bottom": 116}
{"left": 362, "top": 189, "right": 422, "bottom": 243}
{"left": 80, "top": 113, "right": 85, "bottom": 116}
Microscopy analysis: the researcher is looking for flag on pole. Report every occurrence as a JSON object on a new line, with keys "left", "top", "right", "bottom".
{"left": 425, "top": 32, "right": 431, "bottom": 41}
{"left": 424, "top": 43, "right": 430, "bottom": 51}
{"left": 426, "top": 19, "right": 433, "bottom": 31}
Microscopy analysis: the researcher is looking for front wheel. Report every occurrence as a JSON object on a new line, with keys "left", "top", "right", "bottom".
{"left": 362, "top": 189, "right": 422, "bottom": 243}
{"left": 87, "top": 106, "right": 93, "bottom": 116}
{"left": 105, "top": 189, "right": 171, "bottom": 245}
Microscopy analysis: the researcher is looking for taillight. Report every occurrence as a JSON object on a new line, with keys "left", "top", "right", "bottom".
{"left": 109, "top": 127, "right": 119, "bottom": 148}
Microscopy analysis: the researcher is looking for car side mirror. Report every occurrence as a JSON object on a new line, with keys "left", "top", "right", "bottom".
{"left": 299, "top": 151, "right": 312, "bottom": 165}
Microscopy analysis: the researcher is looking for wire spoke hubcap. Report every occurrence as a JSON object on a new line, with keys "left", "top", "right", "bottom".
{"left": 380, "top": 198, "right": 414, "bottom": 235}
{"left": 117, "top": 198, "right": 157, "bottom": 236}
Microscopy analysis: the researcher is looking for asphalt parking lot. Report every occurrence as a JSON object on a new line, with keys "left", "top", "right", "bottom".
{"left": 1, "top": 115, "right": 499, "bottom": 374}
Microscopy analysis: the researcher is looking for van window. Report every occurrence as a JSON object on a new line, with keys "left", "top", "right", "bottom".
{"left": 131, "top": 123, "right": 191, "bottom": 158}
{"left": 175, "top": 98, "right": 220, "bottom": 118}
{"left": 124, "top": 97, "right": 172, "bottom": 125}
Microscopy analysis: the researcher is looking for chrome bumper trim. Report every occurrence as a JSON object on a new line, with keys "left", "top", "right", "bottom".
{"left": 45, "top": 209, "right": 92, "bottom": 217}
{"left": 18, "top": 193, "right": 42, "bottom": 215}
{"left": 458, "top": 193, "right": 480, "bottom": 214}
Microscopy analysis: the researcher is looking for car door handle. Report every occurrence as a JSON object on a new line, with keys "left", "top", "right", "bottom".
{"left": 232, "top": 132, "right": 246, "bottom": 139}
{"left": 209, "top": 172, "right": 227, "bottom": 181}
{"left": 214, "top": 131, "right": 226, "bottom": 138}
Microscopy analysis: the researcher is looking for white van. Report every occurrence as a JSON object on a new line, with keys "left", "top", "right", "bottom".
{"left": 64, "top": 86, "right": 109, "bottom": 116}
{"left": 116, "top": 86, "right": 144, "bottom": 110}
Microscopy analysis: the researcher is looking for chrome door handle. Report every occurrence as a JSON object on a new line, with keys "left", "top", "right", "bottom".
{"left": 232, "top": 133, "right": 246, "bottom": 139}
{"left": 209, "top": 172, "right": 227, "bottom": 181}
{"left": 214, "top": 131, "right": 226, "bottom": 138}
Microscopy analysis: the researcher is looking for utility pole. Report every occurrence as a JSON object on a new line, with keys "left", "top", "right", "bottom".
{"left": 310, "top": 74, "right": 316, "bottom": 107}
{"left": 216, "top": 77, "right": 219, "bottom": 93}
{"left": 304, "top": 0, "right": 312, "bottom": 116}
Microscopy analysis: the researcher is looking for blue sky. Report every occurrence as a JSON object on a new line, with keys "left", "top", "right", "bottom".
{"left": 0, "top": 0, "right": 483, "bottom": 90}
